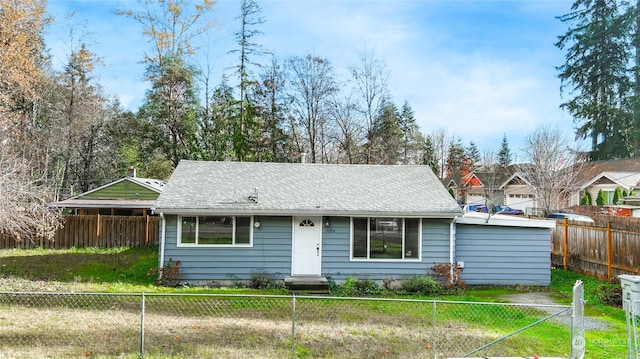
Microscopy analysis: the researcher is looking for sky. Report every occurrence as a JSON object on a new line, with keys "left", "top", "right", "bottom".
{"left": 44, "top": 0, "right": 577, "bottom": 160}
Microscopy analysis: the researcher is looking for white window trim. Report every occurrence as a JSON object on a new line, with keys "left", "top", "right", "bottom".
{"left": 177, "top": 215, "right": 254, "bottom": 248}
{"left": 349, "top": 217, "right": 422, "bottom": 262}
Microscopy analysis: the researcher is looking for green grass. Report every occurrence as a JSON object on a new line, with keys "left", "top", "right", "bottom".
{"left": 0, "top": 246, "right": 158, "bottom": 286}
{"left": 0, "top": 247, "right": 631, "bottom": 358}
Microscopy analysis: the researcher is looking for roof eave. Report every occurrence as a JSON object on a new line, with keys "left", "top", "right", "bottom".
{"left": 153, "top": 207, "right": 462, "bottom": 218}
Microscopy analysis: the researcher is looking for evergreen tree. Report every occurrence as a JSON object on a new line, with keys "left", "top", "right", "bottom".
{"left": 596, "top": 189, "right": 608, "bottom": 205}
{"left": 613, "top": 187, "right": 623, "bottom": 204}
{"left": 580, "top": 190, "right": 593, "bottom": 205}
{"left": 497, "top": 134, "right": 512, "bottom": 168}
{"left": 465, "top": 141, "right": 481, "bottom": 171}
{"left": 557, "top": 0, "right": 630, "bottom": 159}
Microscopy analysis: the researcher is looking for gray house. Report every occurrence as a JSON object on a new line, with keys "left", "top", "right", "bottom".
{"left": 154, "top": 160, "right": 553, "bottom": 286}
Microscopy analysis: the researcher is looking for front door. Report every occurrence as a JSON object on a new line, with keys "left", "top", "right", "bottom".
{"left": 292, "top": 216, "right": 322, "bottom": 276}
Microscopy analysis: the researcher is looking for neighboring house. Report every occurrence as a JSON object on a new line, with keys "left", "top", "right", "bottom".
{"left": 568, "top": 159, "right": 640, "bottom": 207}
{"left": 53, "top": 167, "right": 166, "bottom": 216}
{"left": 444, "top": 169, "right": 510, "bottom": 209}
{"left": 500, "top": 172, "right": 537, "bottom": 214}
{"left": 154, "top": 160, "right": 554, "bottom": 286}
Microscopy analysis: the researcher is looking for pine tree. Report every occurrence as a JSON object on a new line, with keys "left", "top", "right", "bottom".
{"left": 596, "top": 189, "right": 608, "bottom": 205}
{"left": 557, "top": 0, "right": 630, "bottom": 159}
{"left": 497, "top": 134, "right": 512, "bottom": 168}
{"left": 465, "top": 141, "right": 481, "bottom": 171}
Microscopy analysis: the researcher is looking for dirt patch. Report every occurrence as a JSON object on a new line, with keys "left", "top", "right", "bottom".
{"left": 500, "top": 291, "right": 610, "bottom": 331}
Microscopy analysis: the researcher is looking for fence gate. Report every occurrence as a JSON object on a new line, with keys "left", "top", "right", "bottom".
{"left": 626, "top": 299, "right": 640, "bottom": 359}
{"left": 572, "top": 280, "right": 585, "bottom": 359}
{"left": 461, "top": 280, "right": 584, "bottom": 359}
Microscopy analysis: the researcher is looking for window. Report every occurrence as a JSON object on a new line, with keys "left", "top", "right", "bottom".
{"left": 179, "top": 216, "right": 252, "bottom": 246}
{"left": 351, "top": 217, "right": 421, "bottom": 260}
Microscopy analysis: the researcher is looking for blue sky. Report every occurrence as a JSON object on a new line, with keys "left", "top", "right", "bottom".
{"left": 45, "top": 0, "right": 576, "bottom": 160}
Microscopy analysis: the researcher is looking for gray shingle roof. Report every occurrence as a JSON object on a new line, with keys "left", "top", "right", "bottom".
{"left": 155, "top": 160, "right": 463, "bottom": 217}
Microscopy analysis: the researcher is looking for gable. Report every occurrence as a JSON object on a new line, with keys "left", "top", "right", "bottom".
{"left": 81, "top": 179, "right": 161, "bottom": 200}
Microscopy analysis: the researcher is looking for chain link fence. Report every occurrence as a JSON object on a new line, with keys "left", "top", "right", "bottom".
{"left": 0, "top": 292, "right": 574, "bottom": 358}
{"left": 626, "top": 299, "right": 640, "bottom": 359}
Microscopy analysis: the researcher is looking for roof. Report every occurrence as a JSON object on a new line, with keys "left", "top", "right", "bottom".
{"left": 155, "top": 160, "right": 463, "bottom": 217}
{"left": 456, "top": 211, "right": 556, "bottom": 229}
{"left": 575, "top": 158, "right": 640, "bottom": 185}
{"left": 52, "top": 176, "right": 166, "bottom": 209}
{"left": 580, "top": 171, "right": 640, "bottom": 190}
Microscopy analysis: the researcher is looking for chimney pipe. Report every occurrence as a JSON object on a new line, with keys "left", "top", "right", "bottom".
{"left": 301, "top": 152, "right": 307, "bottom": 164}
{"left": 127, "top": 166, "right": 136, "bottom": 178}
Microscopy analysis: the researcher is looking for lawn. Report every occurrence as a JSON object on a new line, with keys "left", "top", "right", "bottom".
{"left": 0, "top": 246, "right": 631, "bottom": 358}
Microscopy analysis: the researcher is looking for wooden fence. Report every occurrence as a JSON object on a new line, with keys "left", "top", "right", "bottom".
{"left": 551, "top": 216, "right": 640, "bottom": 282}
{"left": 0, "top": 215, "right": 160, "bottom": 249}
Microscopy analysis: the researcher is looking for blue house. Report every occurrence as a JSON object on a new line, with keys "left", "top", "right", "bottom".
{"left": 154, "top": 160, "right": 553, "bottom": 286}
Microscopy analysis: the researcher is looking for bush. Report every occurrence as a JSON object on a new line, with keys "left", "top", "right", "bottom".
{"left": 339, "top": 276, "right": 381, "bottom": 296}
{"left": 400, "top": 275, "right": 437, "bottom": 294}
{"left": 248, "top": 271, "right": 278, "bottom": 289}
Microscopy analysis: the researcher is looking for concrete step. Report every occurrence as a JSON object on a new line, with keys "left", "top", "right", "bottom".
{"left": 284, "top": 276, "right": 330, "bottom": 293}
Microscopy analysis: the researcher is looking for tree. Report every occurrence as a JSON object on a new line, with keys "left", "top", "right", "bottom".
{"left": 0, "top": 144, "right": 62, "bottom": 242}
{"left": 580, "top": 190, "right": 592, "bottom": 205}
{"left": 229, "top": 0, "right": 268, "bottom": 160}
{"left": 118, "top": 0, "right": 215, "bottom": 166}
{"left": 330, "top": 94, "right": 363, "bottom": 164}
{"left": 613, "top": 186, "right": 623, "bottom": 204}
{"left": 497, "top": 134, "right": 512, "bottom": 168}
{"left": 249, "top": 57, "right": 291, "bottom": 162}
{"left": 446, "top": 137, "right": 468, "bottom": 178}
{"left": 349, "top": 51, "right": 390, "bottom": 164}
{"left": 370, "top": 102, "right": 402, "bottom": 165}
{"left": 596, "top": 189, "right": 607, "bottom": 205}
{"left": 557, "top": 0, "right": 630, "bottom": 159}
{"left": 286, "top": 55, "right": 337, "bottom": 163}
{"left": 517, "top": 126, "right": 587, "bottom": 213}
{"left": 116, "top": 0, "right": 216, "bottom": 67}
{"left": 465, "top": 141, "right": 481, "bottom": 171}
{"left": 138, "top": 55, "right": 201, "bottom": 167}
{"left": 0, "top": 0, "right": 49, "bottom": 123}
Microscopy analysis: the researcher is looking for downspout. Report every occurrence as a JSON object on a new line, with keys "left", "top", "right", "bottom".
{"left": 158, "top": 212, "right": 166, "bottom": 280}
{"left": 449, "top": 217, "right": 457, "bottom": 286}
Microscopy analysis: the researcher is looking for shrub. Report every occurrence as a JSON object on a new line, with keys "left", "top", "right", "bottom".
{"left": 340, "top": 276, "right": 381, "bottom": 296}
{"left": 148, "top": 258, "right": 182, "bottom": 287}
{"left": 431, "top": 262, "right": 466, "bottom": 290}
{"left": 596, "top": 189, "right": 607, "bottom": 206}
{"left": 247, "top": 271, "right": 276, "bottom": 289}
{"left": 400, "top": 275, "right": 437, "bottom": 294}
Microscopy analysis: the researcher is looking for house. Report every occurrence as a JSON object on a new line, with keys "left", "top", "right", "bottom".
{"left": 154, "top": 160, "right": 554, "bottom": 286}
{"left": 53, "top": 167, "right": 166, "bottom": 216}
{"left": 500, "top": 172, "right": 538, "bottom": 214}
{"left": 570, "top": 159, "right": 640, "bottom": 206}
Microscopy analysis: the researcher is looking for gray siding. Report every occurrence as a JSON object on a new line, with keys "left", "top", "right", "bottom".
{"left": 455, "top": 224, "right": 551, "bottom": 286}
{"left": 162, "top": 215, "right": 454, "bottom": 284}
{"left": 162, "top": 215, "right": 292, "bottom": 282}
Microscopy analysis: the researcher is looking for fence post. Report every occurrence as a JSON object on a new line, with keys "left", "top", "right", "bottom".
{"left": 432, "top": 300, "right": 437, "bottom": 359}
{"left": 563, "top": 218, "right": 569, "bottom": 270}
{"left": 96, "top": 214, "right": 101, "bottom": 247}
{"left": 607, "top": 222, "right": 612, "bottom": 282}
{"left": 291, "top": 293, "right": 296, "bottom": 359}
{"left": 140, "top": 293, "right": 145, "bottom": 358}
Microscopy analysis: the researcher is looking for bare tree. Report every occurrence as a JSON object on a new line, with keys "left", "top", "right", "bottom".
{"left": 349, "top": 51, "right": 389, "bottom": 164}
{"left": 286, "top": 55, "right": 337, "bottom": 163}
{"left": 517, "top": 126, "right": 587, "bottom": 213}
{"left": 0, "top": 144, "right": 62, "bottom": 242}
{"left": 330, "top": 94, "right": 364, "bottom": 164}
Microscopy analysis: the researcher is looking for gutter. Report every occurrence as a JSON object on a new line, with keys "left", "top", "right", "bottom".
{"left": 449, "top": 217, "right": 457, "bottom": 285}
{"left": 158, "top": 212, "right": 166, "bottom": 280}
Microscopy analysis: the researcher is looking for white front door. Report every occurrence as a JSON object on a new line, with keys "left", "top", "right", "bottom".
{"left": 292, "top": 216, "right": 322, "bottom": 276}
